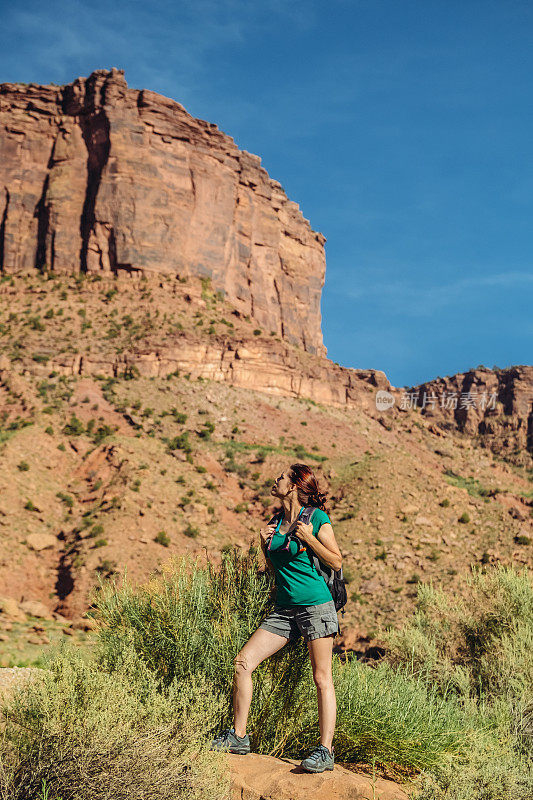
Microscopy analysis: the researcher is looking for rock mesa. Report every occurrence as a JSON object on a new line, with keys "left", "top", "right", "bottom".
{"left": 0, "top": 68, "right": 326, "bottom": 355}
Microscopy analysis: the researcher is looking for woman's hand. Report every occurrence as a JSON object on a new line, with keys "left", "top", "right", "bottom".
{"left": 294, "top": 520, "right": 314, "bottom": 545}
{"left": 259, "top": 523, "right": 276, "bottom": 548}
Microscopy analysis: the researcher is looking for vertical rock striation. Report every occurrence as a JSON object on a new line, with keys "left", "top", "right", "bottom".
{"left": 0, "top": 68, "right": 327, "bottom": 354}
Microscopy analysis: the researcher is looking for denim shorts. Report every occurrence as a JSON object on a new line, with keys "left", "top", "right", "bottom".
{"left": 258, "top": 599, "right": 339, "bottom": 642}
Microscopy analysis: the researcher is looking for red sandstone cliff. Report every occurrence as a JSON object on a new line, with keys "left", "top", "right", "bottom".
{"left": 399, "top": 365, "right": 533, "bottom": 463}
{"left": 0, "top": 68, "right": 326, "bottom": 355}
{"left": 0, "top": 68, "right": 531, "bottom": 464}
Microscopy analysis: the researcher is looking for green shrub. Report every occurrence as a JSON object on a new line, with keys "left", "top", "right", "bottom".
{"left": 167, "top": 432, "right": 192, "bottom": 454}
{"left": 17, "top": 461, "right": 29, "bottom": 472}
{"left": 56, "top": 491, "right": 74, "bottom": 508}
{"left": 62, "top": 415, "right": 85, "bottom": 437}
{"left": 29, "top": 316, "right": 45, "bottom": 331}
{"left": 458, "top": 512, "right": 470, "bottom": 524}
{"left": 122, "top": 365, "right": 140, "bottom": 380}
{"left": 155, "top": 531, "right": 170, "bottom": 547}
{"left": 92, "top": 425, "right": 114, "bottom": 444}
{"left": 384, "top": 565, "right": 533, "bottom": 702}
{"left": 0, "top": 647, "right": 228, "bottom": 800}
{"left": 444, "top": 470, "right": 494, "bottom": 499}
{"left": 94, "top": 548, "right": 308, "bottom": 755}
{"left": 183, "top": 524, "right": 199, "bottom": 539}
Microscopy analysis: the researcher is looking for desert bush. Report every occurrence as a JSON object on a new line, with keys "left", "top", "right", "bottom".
{"left": 383, "top": 565, "right": 533, "bottom": 703}
{"left": 94, "top": 547, "right": 312, "bottom": 755}
{"left": 62, "top": 415, "right": 84, "bottom": 437}
{"left": 166, "top": 432, "right": 192, "bottom": 454}
{"left": 155, "top": 530, "right": 170, "bottom": 547}
{"left": 0, "top": 645, "right": 229, "bottom": 800}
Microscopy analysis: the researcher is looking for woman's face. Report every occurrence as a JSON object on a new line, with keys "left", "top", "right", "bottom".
{"left": 271, "top": 469, "right": 294, "bottom": 499}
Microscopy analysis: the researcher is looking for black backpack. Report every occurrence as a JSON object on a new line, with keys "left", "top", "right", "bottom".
{"left": 266, "top": 506, "right": 348, "bottom": 616}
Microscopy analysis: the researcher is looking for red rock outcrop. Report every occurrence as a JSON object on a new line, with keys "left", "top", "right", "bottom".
{"left": 23, "top": 333, "right": 389, "bottom": 413}
{"left": 227, "top": 752, "right": 410, "bottom": 800}
{"left": 398, "top": 365, "right": 533, "bottom": 461}
{"left": 0, "top": 68, "right": 326, "bottom": 355}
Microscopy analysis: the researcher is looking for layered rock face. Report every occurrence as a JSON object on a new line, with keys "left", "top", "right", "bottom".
{"left": 0, "top": 68, "right": 326, "bottom": 354}
{"left": 402, "top": 365, "right": 533, "bottom": 461}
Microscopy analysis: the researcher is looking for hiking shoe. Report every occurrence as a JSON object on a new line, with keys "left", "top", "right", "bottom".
{"left": 210, "top": 727, "right": 250, "bottom": 755}
{"left": 300, "top": 744, "right": 335, "bottom": 772}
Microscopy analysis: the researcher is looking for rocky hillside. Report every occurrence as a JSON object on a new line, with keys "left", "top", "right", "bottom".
{"left": 0, "top": 270, "right": 531, "bottom": 663}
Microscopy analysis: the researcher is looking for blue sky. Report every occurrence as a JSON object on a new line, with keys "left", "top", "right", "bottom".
{"left": 2, "top": 0, "right": 532, "bottom": 387}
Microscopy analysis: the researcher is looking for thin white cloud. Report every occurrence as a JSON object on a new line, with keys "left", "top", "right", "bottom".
{"left": 329, "top": 270, "right": 533, "bottom": 316}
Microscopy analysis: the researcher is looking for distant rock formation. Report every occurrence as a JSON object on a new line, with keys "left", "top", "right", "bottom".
{"left": 0, "top": 68, "right": 326, "bottom": 354}
{"left": 401, "top": 365, "right": 533, "bottom": 460}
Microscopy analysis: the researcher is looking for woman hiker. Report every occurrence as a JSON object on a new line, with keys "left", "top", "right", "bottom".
{"left": 211, "top": 463, "right": 343, "bottom": 773}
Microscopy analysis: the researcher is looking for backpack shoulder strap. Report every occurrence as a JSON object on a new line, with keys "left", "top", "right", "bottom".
{"left": 302, "top": 507, "right": 345, "bottom": 585}
{"left": 267, "top": 509, "right": 283, "bottom": 525}
{"left": 300, "top": 506, "right": 334, "bottom": 585}
{"left": 300, "top": 506, "right": 316, "bottom": 525}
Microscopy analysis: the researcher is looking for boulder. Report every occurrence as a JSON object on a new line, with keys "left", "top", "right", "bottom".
{"left": 19, "top": 600, "right": 53, "bottom": 620}
{"left": 228, "top": 752, "right": 409, "bottom": 800}
{"left": 0, "top": 597, "right": 26, "bottom": 622}
{"left": 400, "top": 505, "right": 419, "bottom": 516}
{"left": 413, "top": 515, "right": 437, "bottom": 528}
{"left": 26, "top": 533, "right": 57, "bottom": 552}
{"left": 71, "top": 616, "right": 98, "bottom": 631}
{"left": 358, "top": 577, "right": 381, "bottom": 595}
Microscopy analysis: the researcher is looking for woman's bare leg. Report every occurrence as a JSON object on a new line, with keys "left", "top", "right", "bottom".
{"left": 307, "top": 634, "right": 336, "bottom": 751}
{"left": 233, "top": 628, "right": 288, "bottom": 737}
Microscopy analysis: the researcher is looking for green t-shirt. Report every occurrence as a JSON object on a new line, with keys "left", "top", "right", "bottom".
{"left": 267, "top": 506, "right": 333, "bottom": 607}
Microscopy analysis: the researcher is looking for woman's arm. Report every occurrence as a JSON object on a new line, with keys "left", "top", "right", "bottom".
{"left": 260, "top": 539, "right": 275, "bottom": 573}
{"left": 295, "top": 521, "right": 343, "bottom": 571}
